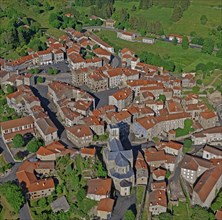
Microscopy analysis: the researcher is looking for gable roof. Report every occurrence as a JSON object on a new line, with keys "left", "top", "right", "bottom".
{"left": 193, "top": 166, "right": 222, "bottom": 203}
{"left": 87, "top": 178, "right": 112, "bottom": 196}
{"left": 97, "top": 198, "right": 114, "bottom": 212}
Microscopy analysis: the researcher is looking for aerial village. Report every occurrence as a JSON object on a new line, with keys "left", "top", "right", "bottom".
{"left": 0, "top": 27, "right": 222, "bottom": 220}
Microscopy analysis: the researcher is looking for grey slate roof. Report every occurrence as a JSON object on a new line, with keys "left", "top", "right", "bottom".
{"left": 50, "top": 196, "right": 70, "bottom": 213}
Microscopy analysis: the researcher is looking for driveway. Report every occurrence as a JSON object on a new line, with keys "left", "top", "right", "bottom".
{"left": 19, "top": 203, "right": 32, "bottom": 220}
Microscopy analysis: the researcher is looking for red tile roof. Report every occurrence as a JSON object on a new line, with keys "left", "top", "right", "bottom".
{"left": 97, "top": 198, "right": 114, "bottom": 212}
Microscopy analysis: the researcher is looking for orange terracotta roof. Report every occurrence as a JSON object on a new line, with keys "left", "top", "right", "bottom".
{"left": 94, "top": 47, "right": 111, "bottom": 56}
{"left": 80, "top": 147, "right": 96, "bottom": 156}
{"left": 112, "top": 88, "right": 132, "bottom": 101}
{"left": 194, "top": 166, "right": 222, "bottom": 203}
{"left": 97, "top": 198, "right": 114, "bottom": 212}
{"left": 66, "top": 124, "right": 93, "bottom": 138}
{"left": 200, "top": 111, "right": 217, "bottom": 119}
{"left": 113, "top": 111, "right": 131, "bottom": 122}
{"left": 87, "top": 178, "right": 112, "bottom": 196}
{"left": 149, "top": 190, "right": 167, "bottom": 208}
{"left": 151, "top": 181, "right": 166, "bottom": 190}
{"left": 153, "top": 168, "right": 166, "bottom": 177}
{"left": 1, "top": 116, "right": 34, "bottom": 130}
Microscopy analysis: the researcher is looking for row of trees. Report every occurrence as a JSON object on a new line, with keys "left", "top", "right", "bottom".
{"left": 139, "top": 51, "right": 175, "bottom": 72}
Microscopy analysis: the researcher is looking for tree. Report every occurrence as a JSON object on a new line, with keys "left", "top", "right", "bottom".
{"left": 192, "top": 86, "right": 200, "bottom": 94}
{"left": 196, "top": 79, "right": 203, "bottom": 85}
{"left": 159, "top": 212, "right": 173, "bottom": 220}
{"left": 165, "top": 170, "right": 171, "bottom": 179}
{"left": 172, "top": 37, "right": 178, "bottom": 45}
{"left": 139, "top": 0, "right": 153, "bottom": 9}
{"left": 196, "top": 63, "right": 206, "bottom": 72}
{"left": 216, "top": 49, "right": 222, "bottom": 58}
{"left": 76, "top": 188, "right": 86, "bottom": 202}
{"left": 182, "top": 36, "right": 189, "bottom": 49}
{"left": 7, "top": 84, "right": 14, "bottom": 94}
{"left": 191, "top": 205, "right": 212, "bottom": 220}
{"left": 38, "top": 197, "right": 47, "bottom": 208}
{"left": 37, "top": 76, "right": 44, "bottom": 84}
{"left": 200, "top": 15, "right": 208, "bottom": 25}
{"left": 184, "top": 119, "right": 193, "bottom": 128}
{"left": 30, "top": 68, "right": 40, "bottom": 74}
{"left": 202, "top": 38, "right": 214, "bottom": 55}
{"left": 0, "top": 182, "right": 25, "bottom": 213}
{"left": 158, "top": 94, "right": 166, "bottom": 102}
{"left": 183, "top": 138, "right": 192, "bottom": 153}
{"left": 93, "top": 44, "right": 100, "bottom": 50}
{"left": 75, "top": 23, "right": 82, "bottom": 31}
{"left": 211, "top": 192, "right": 222, "bottom": 212}
{"left": 124, "top": 210, "right": 135, "bottom": 220}
{"left": 26, "top": 138, "right": 43, "bottom": 152}
{"left": 131, "top": 5, "right": 137, "bottom": 11}
{"left": 95, "top": 160, "right": 107, "bottom": 177}
{"left": 13, "top": 134, "right": 25, "bottom": 148}
{"left": 171, "top": 6, "right": 183, "bottom": 22}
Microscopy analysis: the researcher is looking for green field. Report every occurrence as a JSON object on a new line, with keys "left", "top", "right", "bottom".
{"left": 113, "top": 0, "right": 222, "bottom": 38}
{"left": 95, "top": 30, "right": 221, "bottom": 71}
{"left": 173, "top": 202, "right": 190, "bottom": 220}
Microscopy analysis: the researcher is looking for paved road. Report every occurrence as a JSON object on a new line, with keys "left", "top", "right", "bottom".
{"left": 111, "top": 191, "right": 137, "bottom": 220}
{"left": 0, "top": 137, "right": 14, "bottom": 163}
{"left": 39, "top": 61, "right": 71, "bottom": 74}
{"left": 0, "top": 162, "right": 21, "bottom": 183}
{"left": 19, "top": 203, "right": 32, "bottom": 220}
{"left": 94, "top": 87, "right": 121, "bottom": 108}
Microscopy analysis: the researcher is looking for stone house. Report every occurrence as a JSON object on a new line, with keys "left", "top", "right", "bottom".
{"left": 191, "top": 126, "right": 222, "bottom": 145}
{"left": 135, "top": 152, "right": 149, "bottom": 185}
{"left": 96, "top": 198, "right": 115, "bottom": 219}
{"left": 35, "top": 117, "right": 58, "bottom": 145}
{"left": 86, "top": 178, "right": 112, "bottom": 201}
{"left": 180, "top": 155, "right": 212, "bottom": 184}
{"left": 66, "top": 124, "right": 93, "bottom": 147}
{"left": 192, "top": 165, "right": 222, "bottom": 208}
{"left": 117, "top": 31, "right": 136, "bottom": 41}
{"left": 199, "top": 111, "right": 218, "bottom": 129}
{"left": 0, "top": 116, "right": 35, "bottom": 143}
{"left": 202, "top": 145, "right": 222, "bottom": 160}
{"left": 149, "top": 190, "right": 167, "bottom": 215}
{"left": 109, "top": 88, "right": 134, "bottom": 111}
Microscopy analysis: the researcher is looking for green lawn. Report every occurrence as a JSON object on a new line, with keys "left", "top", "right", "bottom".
{"left": 95, "top": 30, "right": 221, "bottom": 71}
{"left": 113, "top": 0, "right": 221, "bottom": 38}
{"left": 173, "top": 202, "right": 190, "bottom": 220}
{"left": 136, "top": 186, "right": 145, "bottom": 210}
{"left": 0, "top": 196, "right": 19, "bottom": 220}
{"left": 0, "top": 155, "right": 7, "bottom": 168}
